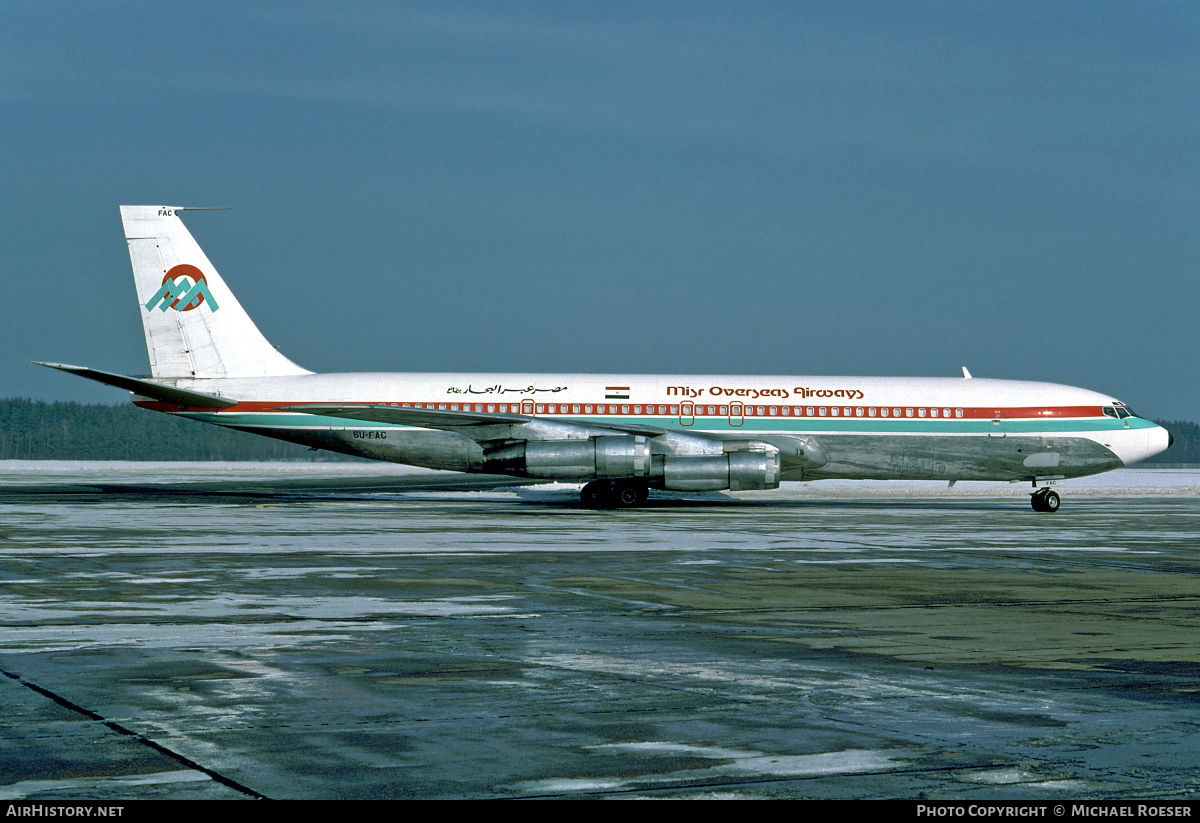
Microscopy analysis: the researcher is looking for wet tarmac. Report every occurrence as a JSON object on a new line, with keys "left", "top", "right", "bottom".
{"left": 1, "top": 463, "right": 1199, "bottom": 799}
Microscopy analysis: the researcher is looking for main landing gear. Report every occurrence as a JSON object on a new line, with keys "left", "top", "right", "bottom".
{"left": 1030, "top": 486, "right": 1061, "bottom": 513}
{"left": 580, "top": 479, "right": 649, "bottom": 508}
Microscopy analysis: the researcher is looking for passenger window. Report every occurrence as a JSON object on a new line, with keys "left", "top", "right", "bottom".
{"left": 856, "top": 407, "right": 864, "bottom": 417}
{"left": 906, "top": 408, "right": 913, "bottom": 417}
{"left": 670, "top": 405, "right": 679, "bottom": 414}
{"left": 955, "top": 409, "right": 963, "bottom": 418}
{"left": 880, "top": 408, "right": 888, "bottom": 417}
{"left": 487, "top": 404, "right": 495, "bottom": 413}
{"left": 868, "top": 408, "right": 876, "bottom": 417}
{"left": 806, "top": 407, "right": 814, "bottom": 416}
{"left": 819, "top": 407, "right": 826, "bottom": 416}
{"left": 918, "top": 408, "right": 926, "bottom": 417}
{"left": 830, "top": 407, "right": 839, "bottom": 416}
{"left": 536, "top": 404, "right": 544, "bottom": 413}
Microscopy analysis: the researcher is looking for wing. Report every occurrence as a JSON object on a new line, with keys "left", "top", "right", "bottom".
{"left": 280, "top": 401, "right": 830, "bottom": 492}
{"left": 277, "top": 402, "right": 824, "bottom": 467}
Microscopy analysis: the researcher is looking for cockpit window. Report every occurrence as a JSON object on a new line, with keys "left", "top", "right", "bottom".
{"left": 1116, "top": 407, "right": 1134, "bottom": 419}
{"left": 1103, "top": 407, "right": 1119, "bottom": 419}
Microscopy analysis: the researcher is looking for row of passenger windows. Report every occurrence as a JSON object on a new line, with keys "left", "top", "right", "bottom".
{"left": 402, "top": 402, "right": 966, "bottom": 418}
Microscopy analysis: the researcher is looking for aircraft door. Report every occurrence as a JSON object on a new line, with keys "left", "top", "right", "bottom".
{"left": 729, "top": 403, "right": 744, "bottom": 427}
{"left": 680, "top": 402, "right": 694, "bottom": 426}
{"left": 987, "top": 410, "right": 1007, "bottom": 438}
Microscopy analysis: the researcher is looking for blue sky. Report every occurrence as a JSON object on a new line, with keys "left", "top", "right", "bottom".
{"left": 3, "top": 1, "right": 1198, "bottom": 420}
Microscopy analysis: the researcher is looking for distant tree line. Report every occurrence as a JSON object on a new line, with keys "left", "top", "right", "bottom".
{"left": 1152, "top": 420, "right": 1200, "bottom": 465}
{"left": 0, "top": 398, "right": 1196, "bottom": 464}
{"left": 0, "top": 399, "right": 360, "bottom": 461}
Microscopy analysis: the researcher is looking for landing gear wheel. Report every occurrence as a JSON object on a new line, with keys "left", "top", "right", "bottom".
{"left": 581, "top": 480, "right": 649, "bottom": 509}
{"left": 580, "top": 481, "right": 607, "bottom": 507}
{"left": 611, "top": 480, "right": 649, "bottom": 508}
{"left": 1031, "top": 488, "right": 1060, "bottom": 513}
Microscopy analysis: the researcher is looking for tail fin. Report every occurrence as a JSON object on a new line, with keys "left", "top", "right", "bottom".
{"left": 121, "top": 206, "right": 310, "bottom": 379}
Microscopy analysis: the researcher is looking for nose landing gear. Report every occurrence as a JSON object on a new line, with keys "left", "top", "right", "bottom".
{"left": 1031, "top": 487, "right": 1060, "bottom": 513}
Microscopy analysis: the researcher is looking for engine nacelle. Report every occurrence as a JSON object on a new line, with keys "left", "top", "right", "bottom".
{"left": 482, "top": 435, "right": 780, "bottom": 491}
{"left": 658, "top": 449, "right": 781, "bottom": 491}
{"left": 483, "top": 435, "right": 651, "bottom": 480}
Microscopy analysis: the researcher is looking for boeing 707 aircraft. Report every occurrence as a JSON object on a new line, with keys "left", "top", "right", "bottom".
{"left": 39, "top": 206, "right": 1171, "bottom": 511}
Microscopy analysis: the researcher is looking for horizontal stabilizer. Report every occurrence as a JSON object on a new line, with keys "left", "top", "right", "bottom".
{"left": 34, "top": 362, "right": 238, "bottom": 409}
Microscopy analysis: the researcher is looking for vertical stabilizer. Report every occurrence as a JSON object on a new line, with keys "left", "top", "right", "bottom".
{"left": 121, "top": 206, "right": 310, "bottom": 378}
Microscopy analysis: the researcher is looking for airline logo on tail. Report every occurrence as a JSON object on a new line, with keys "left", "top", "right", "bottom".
{"left": 145, "top": 264, "right": 220, "bottom": 313}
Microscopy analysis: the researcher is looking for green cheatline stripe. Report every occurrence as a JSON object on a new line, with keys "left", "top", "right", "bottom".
{"left": 177, "top": 412, "right": 1158, "bottom": 435}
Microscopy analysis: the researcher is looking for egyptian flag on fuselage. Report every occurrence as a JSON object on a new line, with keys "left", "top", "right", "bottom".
{"left": 605, "top": 386, "right": 630, "bottom": 400}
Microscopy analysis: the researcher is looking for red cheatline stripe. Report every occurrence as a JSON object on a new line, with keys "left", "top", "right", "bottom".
{"left": 133, "top": 399, "right": 1113, "bottom": 420}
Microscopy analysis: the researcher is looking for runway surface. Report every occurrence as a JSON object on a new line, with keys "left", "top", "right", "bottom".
{"left": 1, "top": 462, "right": 1198, "bottom": 799}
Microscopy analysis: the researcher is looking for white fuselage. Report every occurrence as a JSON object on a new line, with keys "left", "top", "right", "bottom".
{"left": 136, "top": 371, "right": 1169, "bottom": 483}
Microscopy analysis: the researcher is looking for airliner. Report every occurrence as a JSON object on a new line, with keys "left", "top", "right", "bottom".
{"left": 39, "top": 206, "right": 1171, "bottom": 511}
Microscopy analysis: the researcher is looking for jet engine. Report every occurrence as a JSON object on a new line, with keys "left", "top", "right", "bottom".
{"left": 658, "top": 450, "right": 781, "bottom": 491}
{"left": 483, "top": 435, "right": 651, "bottom": 480}
{"left": 482, "top": 435, "right": 781, "bottom": 491}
